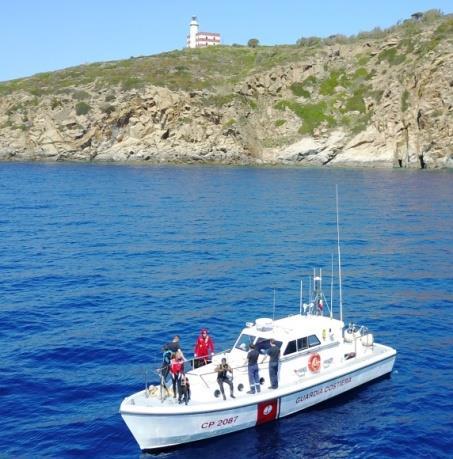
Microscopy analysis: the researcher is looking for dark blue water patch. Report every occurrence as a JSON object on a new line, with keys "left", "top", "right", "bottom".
{"left": 24, "top": 343, "right": 133, "bottom": 367}
{"left": 0, "top": 163, "right": 452, "bottom": 458}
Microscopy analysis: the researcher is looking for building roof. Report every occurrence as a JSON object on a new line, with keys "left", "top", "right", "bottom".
{"left": 197, "top": 32, "right": 221, "bottom": 37}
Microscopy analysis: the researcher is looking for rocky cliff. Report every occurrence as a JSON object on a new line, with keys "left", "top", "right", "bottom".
{"left": 1, "top": 12, "right": 452, "bottom": 168}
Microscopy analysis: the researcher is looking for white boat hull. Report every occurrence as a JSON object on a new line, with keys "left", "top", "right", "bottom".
{"left": 120, "top": 351, "right": 396, "bottom": 451}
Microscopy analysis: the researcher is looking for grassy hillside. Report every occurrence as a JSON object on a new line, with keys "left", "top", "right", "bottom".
{"left": 0, "top": 10, "right": 451, "bottom": 97}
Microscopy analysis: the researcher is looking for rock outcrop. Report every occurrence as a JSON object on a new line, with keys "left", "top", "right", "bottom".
{"left": 0, "top": 13, "right": 452, "bottom": 168}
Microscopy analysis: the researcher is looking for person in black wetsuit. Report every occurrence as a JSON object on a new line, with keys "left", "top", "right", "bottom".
{"left": 215, "top": 358, "right": 235, "bottom": 400}
{"left": 165, "top": 335, "right": 185, "bottom": 358}
{"left": 161, "top": 345, "right": 172, "bottom": 387}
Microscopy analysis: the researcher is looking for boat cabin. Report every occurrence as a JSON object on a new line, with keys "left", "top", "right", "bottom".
{"left": 227, "top": 314, "right": 343, "bottom": 365}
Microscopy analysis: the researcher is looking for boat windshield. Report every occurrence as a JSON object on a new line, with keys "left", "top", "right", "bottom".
{"left": 234, "top": 333, "right": 256, "bottom": 352}
{"left": 255, "top": 337, "right": 283, "bottom": 355}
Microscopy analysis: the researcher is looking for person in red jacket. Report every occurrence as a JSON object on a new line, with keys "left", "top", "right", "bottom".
{"left": 194, "top": 328, "right": 214, "bottom": 368}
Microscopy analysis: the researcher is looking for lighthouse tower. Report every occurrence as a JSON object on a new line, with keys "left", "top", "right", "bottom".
{"left": 186, "top": 16, "right": 221, "bottom": 48}
{"left": 188, "top": 16, "right": 199, "bottom": 49}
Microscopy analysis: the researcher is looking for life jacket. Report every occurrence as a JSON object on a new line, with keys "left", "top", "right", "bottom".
{"left": 171, "top": 359, "right": 184, "bottom": 375}
{"left": 194, "top": 336, "right": 214, "bottom": 358}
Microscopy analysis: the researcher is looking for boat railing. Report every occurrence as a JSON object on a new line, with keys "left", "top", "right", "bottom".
{"left": 153, "top": 340, "right": 342, "bottom": 381}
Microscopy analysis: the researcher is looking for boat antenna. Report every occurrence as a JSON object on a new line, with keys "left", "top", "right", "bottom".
{"left": 336, "top": 185, "right": 343, "bottom": 322}
{"left": 273, "top": 289, "right": 276, "bottom": 321}
{"left": 299, "top": 280, "right": 303, "bottom": 315}
{"left": 330, "top": 253, "right": 334, "bottom": 319}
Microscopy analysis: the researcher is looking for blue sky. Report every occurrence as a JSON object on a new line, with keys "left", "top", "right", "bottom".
{"left": 0, "top": 0, "right": 451, "bottom": 82}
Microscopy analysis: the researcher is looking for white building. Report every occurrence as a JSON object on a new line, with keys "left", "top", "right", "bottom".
{"left": 186, "top": 16, "right": 221, "bottom": 48}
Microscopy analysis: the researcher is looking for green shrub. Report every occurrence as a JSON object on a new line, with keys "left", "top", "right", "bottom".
{"left": 356, "top": 27, "right": 386, "bottom": 40}
{"left": 401, "top": 89, "right": 410, "bottom": 112}
{"left": 75, "top": 101, "right": 91, "bottom": 116}
{"left": 319, "top": 69, "right": 349, "bottom": 95}
{"left": 343, "top": 85, "right": 368, "bottom": 113}
{"left": 275, "top": 100, "right": 334, "bottom": 134}
{"left": 303, "top": 75, "right": 318, "bottom": 87}
{"left": 298, "top": 102, "right": 335, "bottom": 134}
{"left": 290, "top": 82, "right": 310, "bottom": 98}
{"left": 356, "top": 54, "right": 371, "bottom": 66}
{"left": 121, "top": 77, "right": 143, "bottom": 90}
{"left": 296, "top": 36, "right": 322, "bottom": 47}
{"left": 353, "top": 68, "right": 370, "bottom": 80}
{"left": 206, "top": 93, "right": 236, "bottom": 107}
{"left": 399, "top": 38, "right": 415, "bottom": 53}
{"left": 224, "top": 118, "right": 236, "bottom": 127}
{"left": 377, "top": 47, "right": 406, "bottom": 65}
{"left": 101, "top": 104, "right": 115, "bottom": 115}
{"left": 344, "top": 93, "right": 366, "bottom": 113}
{"left": 50, "top": 98, "right": 61, "bottom": 110}
{"left": 72, "top": 90, "right": 90, "bottom": 100}
{"left": 422, "top": 9, "right": 443, "bottom": 23}
{"left": 433, "top": 17, "right": 453, "bottom": 37}
{"left": 341, "top": 112, "right": 371, "bottom": 135}
{"left": 29, "top": 87, "right": 45, "bottom": 96}
{"left": 323, "top": 34, "right": 350, "bottom": 45}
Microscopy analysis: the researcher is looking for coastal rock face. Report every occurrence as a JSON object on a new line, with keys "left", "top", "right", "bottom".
{"left": 0, "top": 14, "right": 452, "bottom": 168}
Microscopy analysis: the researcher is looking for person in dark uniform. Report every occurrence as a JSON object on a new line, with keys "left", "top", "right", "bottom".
{"left": 246, "top": 344, "right": 260, "bottom": 394}
{"left": 215, "top": 357, "right": 235, "bottom": 400}
{"left": 266, "top": 339, "right": 280, "bottom": 389}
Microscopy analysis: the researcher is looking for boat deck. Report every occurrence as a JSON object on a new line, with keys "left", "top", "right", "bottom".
{"left": 121, "top": 342, "right": 394, "bottom": 412}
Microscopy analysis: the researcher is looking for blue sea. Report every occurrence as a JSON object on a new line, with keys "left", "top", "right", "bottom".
{"left": 0, "top": 163, "right": 452, "bottom": 458}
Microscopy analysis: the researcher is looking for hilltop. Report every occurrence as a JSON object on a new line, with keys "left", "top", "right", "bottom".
{"left": 0, "top": 10, "right": 452, "bottom": 168}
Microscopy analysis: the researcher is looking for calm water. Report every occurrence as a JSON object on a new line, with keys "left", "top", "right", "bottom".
{"left": 0, "top": 163, "right": 452, "bottom": 458}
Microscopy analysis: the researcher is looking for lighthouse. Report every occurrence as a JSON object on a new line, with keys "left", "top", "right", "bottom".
{"left": 186, "top": 16, "right": 221, "bottom": 48}
{"left": 188, "top": 16, "right": 199, "bottom": 49}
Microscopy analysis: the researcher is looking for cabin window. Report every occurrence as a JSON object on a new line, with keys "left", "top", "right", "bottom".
{"left": 284, "top": 340, "right": 297, "bottom": 355}
{"left": 255, "top": 338, "right": 282, "bottom": 354}
{"left": 308, "top": 334, "right": 321, "bottom": 347}
{"left": 297, "top": 337, "right": 308, "bottom": 351}
{"left": 235, "top": 334, "right": 256, "bottom": 352}
{"left": 284, "top": 336, "right": 315, "bottom": 355}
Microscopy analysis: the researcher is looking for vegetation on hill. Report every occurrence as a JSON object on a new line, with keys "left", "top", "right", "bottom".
{"left": 0, "top": 9, "right": 450, "bottom": 96}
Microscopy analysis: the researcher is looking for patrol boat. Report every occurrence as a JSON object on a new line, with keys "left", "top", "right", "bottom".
{"left": 119, "top": 270, "right": 397, "bottom": 451}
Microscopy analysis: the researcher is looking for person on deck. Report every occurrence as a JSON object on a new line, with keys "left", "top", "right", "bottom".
{"left": 160, "top": 344, "right": 173, "bottom": 393}
{"left": 246, "top": 343, "right": 260, "bottom": 394}
{"left": 194, "top": 328, "right": 214, "bottom": 368}
{"left": 170, "top": 351, "right": 185, "bottom": 402}
{"left": 215, "top": 357, "right": 235, "bottom": 400}
{"left": 179, "top": 374, "right": 191, "bottom": 405}
{"left": 265, "top": 339, "right": 280, "bottom": 389}
{"left": 166, "top": 335, "right": 185, "bottom": 359}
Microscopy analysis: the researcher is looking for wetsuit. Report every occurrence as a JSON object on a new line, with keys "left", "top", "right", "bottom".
{"left": 216, "top": 364, "right": 234, "bottom": 400}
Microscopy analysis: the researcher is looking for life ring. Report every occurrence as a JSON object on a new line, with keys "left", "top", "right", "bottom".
{"left": 308, "top": 353, "right": 321, "bottom": 372}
